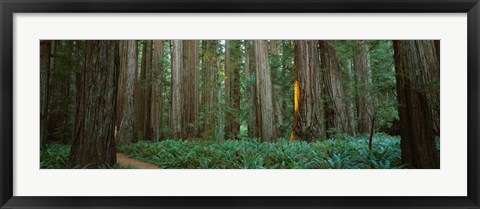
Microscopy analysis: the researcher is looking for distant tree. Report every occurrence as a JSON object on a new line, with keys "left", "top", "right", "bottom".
{"left": 142, "top": 41, "right": 153, "bottom": 140}
{"left": 170, "top": 40, "right": 183, "bottom": 139}
{"left": 320, "top": 40, "right": 355, "bottom": 138}
{"left": 224, "top": 40, "right": 241, "bottom": 140}
{"left": 70, "top": 41, "right": 119, "bottom": 167}
{"left": 253, "top": 40, "right": 277, "bottom": 142}
{"left": 393, "top": 40, "right": 439, "bottom": 169}
{"left": 244, "top": 40, "right": 257, "bottom": 138}
{"left": 353, "top": 40, "right": 373, "bottom": 135}
{"left": 40, "top": 40, "right": 52, "bottom": 146}
{"left": 202, "top": 40, "right": 218, "bottom": 135}
{"left": 291, "top": 40, "right": 323, "bottom": 142}
{"left": 151, "top": 40, "right": 163, "bottom": 141}
{"left": 270, "top": 40, "right": 285, "bottom": 134}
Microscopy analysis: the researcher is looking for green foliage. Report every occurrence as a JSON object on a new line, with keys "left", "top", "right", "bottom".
{"left": 118, "top": 134, "right": 407, "bottom": 169}
{"left": 40, "top": 144, "right": 127, "bottom": 169}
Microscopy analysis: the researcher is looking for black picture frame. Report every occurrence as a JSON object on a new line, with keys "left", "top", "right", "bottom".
{"left": 1, "top": 0, "right": 479, "bottom": 208}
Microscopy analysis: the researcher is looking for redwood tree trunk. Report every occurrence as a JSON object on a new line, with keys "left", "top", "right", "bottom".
{"left": 393, "top": 40, "right": 439, "bottom": 169}
{"left": 253, "top": 40, "right": 277, "bottom": 142}
{"left": 244, "top": 40, "right": 257, "bottom": 138}
{"left": 117, "top": 40, "right": 137, "bottom": 145}
{"left": 319, "top": 40, "right": 355, "bottom": 138}
{"left": 417, "top": 40, "right": 440, "bottom": 136}
{"left": 151, "top": 40, "right": 163, "bottom": 141}
{"left": 143, "top": 41, "right": 153, "bottom": 140}
{"left": 270, "top": 40, "right": 284, "bottom": 133}
{"left": 181, "top": 40, "right": 200, "bottom": 139}
{"left": 171, "top": 40, "right": 183, "bottom": 139}
{"left": 292, "top": 40, "right": 323, "bottom": 142}
{"left": 135, "top": 41, "right": 145, "bottom": 140}
{"left": 224, "top": 40, "right": 241, "bottom": 140}
{"left": 353, "top": 40, "right": 372, "bottom": 135}
{"left": 202, "top": 40, "right": 217, "bottom": 134}
{"left": 69, "top": 40, "right": 119, "bottom": 167}
{"left": 40, "top": 40, "right": 51, "bottom": 146}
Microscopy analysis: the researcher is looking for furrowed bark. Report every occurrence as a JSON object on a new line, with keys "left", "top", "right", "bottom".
{"left": 393, "top": 40, "right": 439, "bottom": 169}
{"left": 291, "top": 40, "right": 323, "bottom": 142}
{"left": 253, "top": 40, "right": 277, "bottom": 142}
{"left": 70, "top": 40, "right": 119, "bottom": 168}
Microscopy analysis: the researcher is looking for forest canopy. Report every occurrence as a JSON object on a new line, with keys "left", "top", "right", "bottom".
{"left": 40, "top": 40, "right": 440, "bottom": 169}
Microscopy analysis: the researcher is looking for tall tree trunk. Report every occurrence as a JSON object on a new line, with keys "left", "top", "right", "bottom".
{"left": 70, "top": 41, "right": 119, "bottom": 167}
{"left": 74, "top": 41, "right": 84, "bottom": 146}
{"left": 143, "top": 41, "right": 153, "bottom": 140}
{"left": 353, "top": 40, "right": 372, "bottom": 135}
{"left": 291, "top": 40, "right": 323, "bottom": 142}
{"left": 171, "top": 40, "right": 183, "bottom": 139}
{"left": 181, "top": 40, "right": 200, "bottom": 139}
{"left": 202, "top": 40, "right": 218, "bottom": 135}
{"left": 393, "top": 40, "right": 439, "bottom": 169}
{"left": 319, "top": 40, "right": 355, "bottom": 138}
{"left": 224, "top": 40, "right": 241, "bottom": 140}
{"left": 217, "top": 42, "right": 224, "bottom": 145}
{"left": 46, "top": 41, "right": 60, "bottom": 142}
{"left": 270, "top": 40, "right": 285, "bottom": 135}
{"left": 417, "top": 40, "right": 440, "bottom": 136}
{"left": 253, "top": 40, "right": 277, "bottom": 142}
{"left": 135, "top": 41, "right": 145, "bottom": 140}
{"left": 244, "top": 40, "right": 257, "bottom": 138}
{"left": 117, "top": 40, "right": 137, "bottom": 145}
{"left": 151, "top": 40, "right": 164, "bottom": 141}
{"left": 40, "top": 40, "right": 51, "bottom": 146}
{"left": 62, "top": 41, "right": 75, "bottom": 144}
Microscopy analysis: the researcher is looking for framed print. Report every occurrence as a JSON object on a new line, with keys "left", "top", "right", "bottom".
{"left": 1, "top": 0, "right": 479, "bottom": 208}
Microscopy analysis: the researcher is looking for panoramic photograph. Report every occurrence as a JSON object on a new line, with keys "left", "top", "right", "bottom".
{"left": 40, "top": 40, "right": 440, "bottom": 169}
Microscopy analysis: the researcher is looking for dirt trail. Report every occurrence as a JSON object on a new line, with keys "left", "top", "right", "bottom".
{"left": 116, "top": 153, "right": 159, "bottom": 169}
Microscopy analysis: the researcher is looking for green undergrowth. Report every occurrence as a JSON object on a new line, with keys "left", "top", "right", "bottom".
{"left": 119, "top": 133, "right": 412, "bottom": 169}
{"left": 40, "top": 144, "right": 126, "bottom": 169}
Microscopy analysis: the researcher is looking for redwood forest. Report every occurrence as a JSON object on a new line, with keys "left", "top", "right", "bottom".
{"left": 40, "top": 40, "right": 440, "bottom": 169}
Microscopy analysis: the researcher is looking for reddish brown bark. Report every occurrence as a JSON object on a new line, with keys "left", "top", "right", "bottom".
{"left": 224, "top": 40, "right": 241, "bottom": 140}
{"left": 320, "top": 40, "right": 355, "bottom": 138}
{"left": 70, "top": 41, "right": 119, "bottom": 167}
{"left": 253, "top": 40, "right": 277, "bottom": 142}
{"left": 393, "top": 40, "right": 439, "bottom": 169}
{"left": 291, "top": 40, "right": 323, "bottom": 142}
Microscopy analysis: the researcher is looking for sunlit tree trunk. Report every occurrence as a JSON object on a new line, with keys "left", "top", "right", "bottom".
{"left": 170, "top": 40, "right": 183, "bottom": 139}
{"left": 40, "top": 40, "right": 52, "bottom": 146}
{"left": 244, "top": 40, "right": 257, "bottom": 138}
{"left": 151, "top": 40, "right": 163, "bottom": 141}
{"left": 393, "top": 40, "right": 439, "bottom": 169}
{"left": 181, "top": 40, "right": 200, "bottom": 139}
{"left": 354, "top": 40, "right": 373, "bottom": 135}
{"left": 70, "top": 41, "right": 119, "bottom": 167}
{"left": 116, "top": 40, "right": 137, "bottom": 145}
{"left": 254, "top": 40, "right": 277, "bottom": 142}
{"left": 291, "top": 40, "right": 323, "bottom": 142}
{"left": 320, "top": 40, "right": 355, "bottom": 138}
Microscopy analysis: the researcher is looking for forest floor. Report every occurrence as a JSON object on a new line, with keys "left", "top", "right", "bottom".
{"left": 40, "top": 133, "right": 440, "bottom": 169}
{"left": 116, "top": 153, "right": 159, "bottom": 169}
